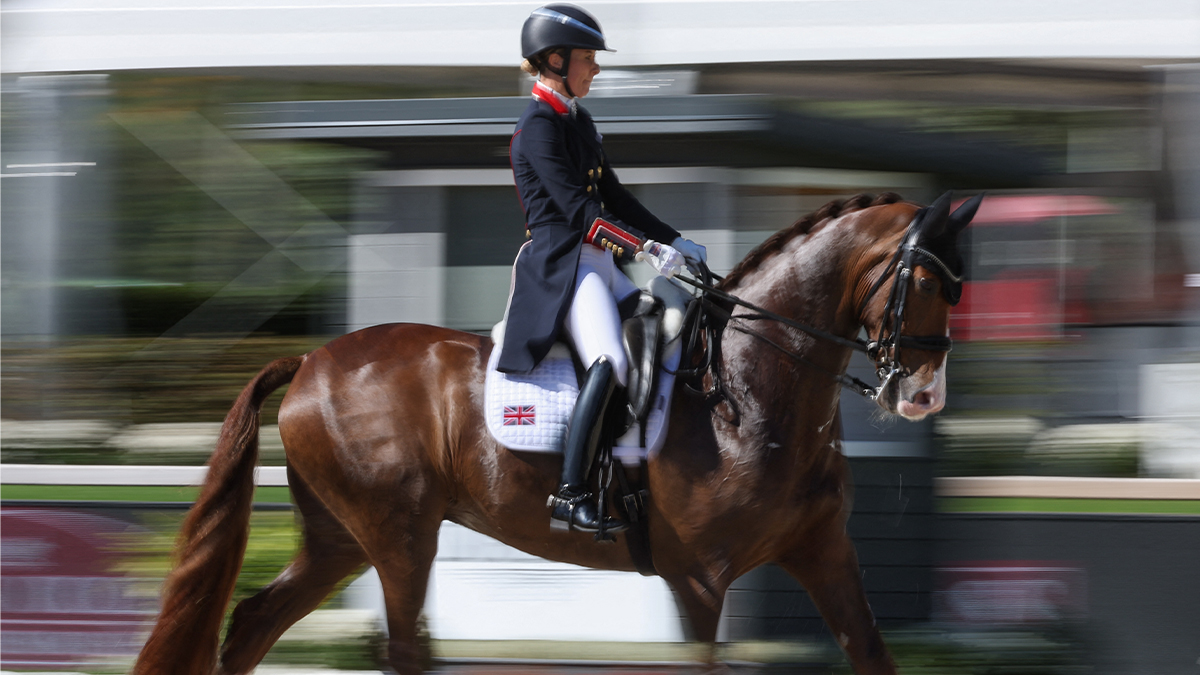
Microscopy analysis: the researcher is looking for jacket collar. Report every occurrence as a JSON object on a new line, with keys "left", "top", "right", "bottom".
{"left": 532, "top": 80, "right": 575, "bottom": 116}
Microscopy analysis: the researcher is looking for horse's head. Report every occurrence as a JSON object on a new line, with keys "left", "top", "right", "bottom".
{"left": 853, "top": 193, "right": 982, "bottom": 420}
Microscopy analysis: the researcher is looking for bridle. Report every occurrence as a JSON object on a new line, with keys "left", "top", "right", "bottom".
{"left": 674, "top": 213, "right": 958, "bottom": 406}
{"left": 856, "top": 219, "right": 958, "bottom": 398}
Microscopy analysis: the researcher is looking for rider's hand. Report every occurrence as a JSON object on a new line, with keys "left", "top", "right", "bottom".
{"left": 637, "top": 240, "right": 685, "bottom": 279}
{"left": 672, "top": 236, "right": 707, "bottom": 266}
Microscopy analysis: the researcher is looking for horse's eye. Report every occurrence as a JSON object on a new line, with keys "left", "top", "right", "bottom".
{"left": 917, "top": 277, "right": 935, "bottom": 293}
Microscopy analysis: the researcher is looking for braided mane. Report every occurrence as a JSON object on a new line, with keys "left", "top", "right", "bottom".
{"left": 718, "top": 192, "right": 904, "bottom": 290}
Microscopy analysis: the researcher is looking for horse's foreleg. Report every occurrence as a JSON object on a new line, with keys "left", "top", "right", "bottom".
{"left": 778, "top": 535, "right": 897, "bottom": 675}
{"left": 663, "top": 573, "right": 726, "bottom": 667}
{"left": 219, "top": 470, "right": 367, "bottom": 674}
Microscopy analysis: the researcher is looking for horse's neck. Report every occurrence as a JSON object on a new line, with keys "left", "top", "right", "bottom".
{"left": 736, "top": 230, "right": 850, "bottom": 328}
{"left": 728, "top": 225, "right": 858, "bottom": 360}
{"left": 718, "top": 226, "right": 858, "bottom": 447}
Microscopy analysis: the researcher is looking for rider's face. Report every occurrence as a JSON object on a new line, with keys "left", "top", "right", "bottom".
{"left": 567, "top": 50, "right": 600, "bottom": 98}
{"left": 548, "top": 49, "right": 600, "bottom": 98}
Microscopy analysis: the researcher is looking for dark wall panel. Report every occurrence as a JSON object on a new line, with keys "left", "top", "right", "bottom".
{"left": 939, "top": 514, "right": 1200, "bottom": 675}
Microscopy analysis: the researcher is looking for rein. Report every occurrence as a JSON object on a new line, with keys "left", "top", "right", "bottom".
{"left": 673, "top": 273, "right": 883, "bottom": 400}
{"left": 673, "top": 217, "right": 956, "bottom": 404}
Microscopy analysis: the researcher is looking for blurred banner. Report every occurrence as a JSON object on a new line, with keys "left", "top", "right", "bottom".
{"left": 935, "top": 561, "right": 1087, "bottom": 625}
{"left": 1, "top": 509, "right": 156, "bottom": 669}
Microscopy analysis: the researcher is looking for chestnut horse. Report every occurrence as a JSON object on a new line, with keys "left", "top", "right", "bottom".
{"left": 133, "top": 192, "right": 979, "bottom": 675}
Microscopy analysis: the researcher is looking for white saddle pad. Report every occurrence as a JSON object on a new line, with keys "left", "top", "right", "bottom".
{"left": 484, "top": 344, "right": 579, "bottom": 452}
{"left": 484, "top": 276, "right": 691, "bottom": 464}
{"left": 483, "top": 346, "right": 679, "bottom": 463}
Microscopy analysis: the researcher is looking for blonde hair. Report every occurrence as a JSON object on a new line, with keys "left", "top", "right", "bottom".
{"left": 521, "top": 48, "right": 567, "bottom": 77}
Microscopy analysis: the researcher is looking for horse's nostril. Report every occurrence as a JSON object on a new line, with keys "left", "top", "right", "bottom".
{"left": 913, "top": 390, "right": 934, "bottom": 408}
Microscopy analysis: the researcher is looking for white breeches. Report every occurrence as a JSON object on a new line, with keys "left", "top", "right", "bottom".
{"left": 565, "top": 245, "right": 638, "bottom": 387}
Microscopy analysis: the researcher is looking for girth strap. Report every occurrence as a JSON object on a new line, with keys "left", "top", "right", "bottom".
{"left": 614, "top": 461, "right": 656, "bottom": 576}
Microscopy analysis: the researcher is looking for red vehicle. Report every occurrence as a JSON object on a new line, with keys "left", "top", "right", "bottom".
{"left": 953, "top": 194, "right": 1125, "bottom": 341}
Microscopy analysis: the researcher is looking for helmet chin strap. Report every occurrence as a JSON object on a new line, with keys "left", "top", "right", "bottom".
{"left": 550, "top": 48, "right": 576, "bottom": 99}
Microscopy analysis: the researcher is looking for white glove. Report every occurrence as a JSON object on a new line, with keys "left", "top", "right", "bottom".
{"left": 672, "top": 237, "right": 707, "bottom": 266}
{"left": 636, "top": 240, "right": 685, "bottom": 278}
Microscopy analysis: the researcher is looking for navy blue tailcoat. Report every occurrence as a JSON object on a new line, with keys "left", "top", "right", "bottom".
{"left": 497, "top": 95, "right": 680, "bottom": 375}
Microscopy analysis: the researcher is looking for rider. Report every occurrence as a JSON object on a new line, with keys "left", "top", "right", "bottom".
{"left": 499, "top": 3, "right": 707, "bottom": 533}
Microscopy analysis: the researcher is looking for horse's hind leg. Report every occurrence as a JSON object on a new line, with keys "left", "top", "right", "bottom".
{"left": 358, "top": 501, "right": 442, "bottom": 675}
{"left": 218, "top": 467, "right": 367, "bottom": 675}
{"left": 778, "top": 531, "right": 897, "bottom": 675}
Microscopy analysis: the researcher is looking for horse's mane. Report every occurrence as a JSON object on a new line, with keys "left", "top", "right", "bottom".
{"left": 718, "top": 192, "right": 904, "bottom": 290}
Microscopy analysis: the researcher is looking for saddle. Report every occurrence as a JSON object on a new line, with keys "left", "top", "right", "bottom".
{"left": 618, "top": 292, "right": 663, "bottom": 433}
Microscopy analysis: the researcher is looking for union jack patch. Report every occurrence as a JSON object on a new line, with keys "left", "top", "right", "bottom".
{"left": 502, "top": 404, "right": 536, "bottom": 426}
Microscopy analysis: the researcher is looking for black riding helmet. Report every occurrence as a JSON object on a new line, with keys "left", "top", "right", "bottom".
{"left": 521, "top": 4, "right": 613, "bottom": 98}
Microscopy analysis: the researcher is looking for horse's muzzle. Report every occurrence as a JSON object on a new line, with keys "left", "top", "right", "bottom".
{"left": 893, "top": 367, "right": 946, "bottom": 420}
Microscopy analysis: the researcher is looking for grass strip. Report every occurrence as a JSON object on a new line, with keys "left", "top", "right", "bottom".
{"left": 0, "top": 484, "right": 292, "bottom": 503}
{"left": 430, "top": 640, "right": 830, "bottom": 664}
{"left": 940, "top": 496, "right": 1200, "bottom": 515}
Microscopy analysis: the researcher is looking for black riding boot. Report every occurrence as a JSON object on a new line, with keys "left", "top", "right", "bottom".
{"left": 548, "top": 356, "right": 627, "bottom": 533}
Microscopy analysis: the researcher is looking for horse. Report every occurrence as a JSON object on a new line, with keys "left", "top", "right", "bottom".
{"left": 132, "top": 191, "right": 980, "bottom": 675}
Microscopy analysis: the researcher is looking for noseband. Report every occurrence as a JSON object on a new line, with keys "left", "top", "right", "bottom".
{"left": 676, "top": 216, "right": 956, "bottom": 404}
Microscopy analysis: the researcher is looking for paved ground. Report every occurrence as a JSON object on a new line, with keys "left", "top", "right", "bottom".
{"left": 253, "top": 658, "right": 825, "bottom": 667}
{"left": 4, "top": 661, "right": 829, "bottom": 675}
{"left": 2, "top": 662, "right": 825, "bottom": 667}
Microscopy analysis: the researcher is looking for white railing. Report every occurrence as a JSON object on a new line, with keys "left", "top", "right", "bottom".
{"left": 937, "top": 476, "right": 1200, "bottom": 500}
{"left": 7, "top": 464, "right": 1199, "bottom": 499}
{"left": 0, "top": 464, "right": 288, "bottom": 487}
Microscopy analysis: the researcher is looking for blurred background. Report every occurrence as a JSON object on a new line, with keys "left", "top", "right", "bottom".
{"left": 2, "top": 0, "right": 1198, "bottom": 673}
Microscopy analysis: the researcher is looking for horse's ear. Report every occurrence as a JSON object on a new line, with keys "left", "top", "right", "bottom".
{"left": 922, "top": 191, "right": 953, "bottom": 236}
{"left": 948, "top": 193, "right": 984, "bottom": 235}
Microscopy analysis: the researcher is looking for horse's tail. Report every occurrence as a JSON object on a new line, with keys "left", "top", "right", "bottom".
{"left": 132, "top": 356, "right": 304, "bottom": 675}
